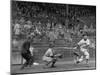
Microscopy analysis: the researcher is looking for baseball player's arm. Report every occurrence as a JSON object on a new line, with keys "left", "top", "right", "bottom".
{"left": 83, "top": 39, "right": 91, "bottom": 49}
{"left": 75, "top": 39, "right": 84, "bottom": 49}
{"left": 72, "top": 41, "right": 81, "bottom": 56}
{"left": 29, "top": 47, "right": 34, "bottom": 56}
{"left": 73, "top": 42, "right": 80, "bottom": 50}
{"left": 72, "top": 46, "right": 80, "bottom": 57}
{"left": 49, "top": 50, "right": 54, "bottom": 58}
{"left": 44, "top": 49, "right": 54, "bottom": 57}
{"left": 87, "top": 39, "right": 90, "bottom": 46}
{"left": 77, "top": 39, "right": 83, "bottom": 46}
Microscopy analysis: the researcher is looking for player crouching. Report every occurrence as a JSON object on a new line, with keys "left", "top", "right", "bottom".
{"left": 42, "top": 44, "right": 62, "bottom": 68}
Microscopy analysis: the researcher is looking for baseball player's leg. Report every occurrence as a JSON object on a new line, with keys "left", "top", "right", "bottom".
{"left": 74, "top": 53, "right": 80, "bottom": 62}
{"left": 26, "top": 53, "right": 35, "bottom": 67}
{"left": 50, "top": 58, "right": 57, "bottom": 67}
{"left": 20, "top": 53, "right": 29, "bottom": 69}
{"left": 23, "top": 53, "right": 33, "bottom": 67}
{"left": 30, "top": 56, "right": 35, "bottom": 65}
{"left": 78, "top": 56, "right": 84, "bottom": 62}
{"left": 84, "top": 51, "right": 90, "bottom": 64}
{"left": 43, "top": 59, "right": 52, "bottom": 66}
{"left": 43, "top": 60, "right": 53, "bottom": 69}
{"left": 73, "top": 49, "right": 83, "bottom": 64}
{"left": 76, "top": 48, "right": 86, "bottom": 63}
{"left": 72, "top": 50, "right": 79, "bottom": 63}
{"left": 43, "top": 56, "right": 52, "bottom": 67}
{"left": 74, "top": 56, "right": 79, "bottom": 64}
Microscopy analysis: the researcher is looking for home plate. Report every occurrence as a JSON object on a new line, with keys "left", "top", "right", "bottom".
{"left": 33, "top": 62, "right": 39, "bottom": 65}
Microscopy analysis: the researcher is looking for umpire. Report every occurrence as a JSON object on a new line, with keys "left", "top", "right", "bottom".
{"left": 20, "top": 37, "right": 33, "bottom": 69}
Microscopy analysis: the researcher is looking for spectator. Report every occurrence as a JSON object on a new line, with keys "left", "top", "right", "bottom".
{"left": 14, "top": 21, "right": 21, "bottom": 36}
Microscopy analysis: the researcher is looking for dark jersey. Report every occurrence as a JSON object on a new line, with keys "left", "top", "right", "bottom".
{"left": 21, "top": 40, "right": 31, "bottom": 54}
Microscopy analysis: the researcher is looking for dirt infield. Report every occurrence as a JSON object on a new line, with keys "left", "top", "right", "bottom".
{"left": 11, "top": 58, "right": 96, "bottom": 74}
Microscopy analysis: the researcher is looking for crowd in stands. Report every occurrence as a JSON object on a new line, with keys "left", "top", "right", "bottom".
{"left": 12, "top": 1, "right": 96, "bottom": 43}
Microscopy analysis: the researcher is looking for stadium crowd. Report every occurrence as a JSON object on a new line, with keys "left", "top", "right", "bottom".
{"left": 12, "top": 1, "right": 96, "bottom": 44}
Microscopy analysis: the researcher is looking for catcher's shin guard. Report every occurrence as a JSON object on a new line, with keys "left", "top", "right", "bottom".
{"left": 50, "top": 58, "right": 57, "bottom": 67}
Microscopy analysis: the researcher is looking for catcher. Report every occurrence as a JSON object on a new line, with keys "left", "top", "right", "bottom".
{"left": 42, "top": 44, "right": 62, "bottom": 68}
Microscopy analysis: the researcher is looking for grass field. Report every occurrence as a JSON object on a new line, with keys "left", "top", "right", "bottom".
{"left": 11, "top": 58, "right": 96, "bottom": 74}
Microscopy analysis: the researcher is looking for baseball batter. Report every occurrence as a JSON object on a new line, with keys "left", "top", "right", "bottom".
{"left": 75, "top": 35, "right": 90, "bottom": 64}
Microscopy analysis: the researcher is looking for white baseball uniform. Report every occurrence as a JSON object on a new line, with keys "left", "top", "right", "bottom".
{"left": 78, "top": 38, "right": 90, "bottom": 62}
{"left": 43, "top": 48, "right": 54, "bottom": 62}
